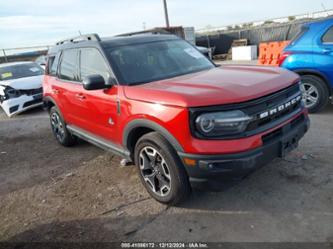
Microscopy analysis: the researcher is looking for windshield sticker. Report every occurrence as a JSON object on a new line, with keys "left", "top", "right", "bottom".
{"left": 184, "top": 48, "right": 202, "bottom": 59}
{"left": 1, "top": 72, "right": 13, "bottom": 79}
{"left": 29, "top": 67, "right": 40, "bottom": 72}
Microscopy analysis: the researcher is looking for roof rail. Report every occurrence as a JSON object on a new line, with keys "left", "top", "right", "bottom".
{"left": 56, "top": 33, "right": 101, "bottom": 45}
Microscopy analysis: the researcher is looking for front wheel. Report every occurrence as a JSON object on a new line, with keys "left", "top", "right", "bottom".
{"left": 300, "top": 75, "right": 329, "bottom": 113}
{"left": 49, "top": 106, "right": 77, "bottom": 146}
{"left": 134, "top": 132, "right": 191, "bottom": 205}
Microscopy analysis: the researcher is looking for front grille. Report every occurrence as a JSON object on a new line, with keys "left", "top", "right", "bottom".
{"left": 244, "top": 84, "right": 302, "bottom": 133}
{"left": 20, "top": 87, "right": 43, "bottom": 96}
{"left": 190, "top": 83, "right": 303, "bottom": 139}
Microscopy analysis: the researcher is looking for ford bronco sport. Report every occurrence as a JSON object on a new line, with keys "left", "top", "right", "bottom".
{"left": 44, "top": 34, "right": 309, "bottom": 204}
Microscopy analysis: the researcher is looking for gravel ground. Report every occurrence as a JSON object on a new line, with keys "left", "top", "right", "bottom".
{"left": 0, "top": 103, "right": 332, "bottom": 243}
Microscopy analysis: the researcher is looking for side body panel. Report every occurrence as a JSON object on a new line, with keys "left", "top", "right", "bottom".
{"left": 73, "top": 86, "right": 120, "bottom": 143}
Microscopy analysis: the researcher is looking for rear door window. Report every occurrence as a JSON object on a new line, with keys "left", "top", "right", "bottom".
{"left": 322, "top": 26, "right": 333, "bottom": 44}
{"left": 59, "top": 49, "right": 79, "bottom": 81}
{"left": 290, "top": 26, "right": 308, "bottom": 45}
{"left": 79, "top": 48, "right": 110, "bottom": 82}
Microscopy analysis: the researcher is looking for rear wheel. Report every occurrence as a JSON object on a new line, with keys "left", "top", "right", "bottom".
{"left": 300, "top": 75, "right": 329, "bottom": 113}
{"left": 134, "top": 132, "right": 191, "bottom": 205}
{"left": 50, "top": 106, "right": 77, "bottom": 146}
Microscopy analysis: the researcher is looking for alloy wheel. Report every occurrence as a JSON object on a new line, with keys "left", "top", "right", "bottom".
{"left": 300, "top": 82, "right": 319, "bottom": 109}
{"left": 139, "top": 146, "right": 171, "bottom": 197}
{"left": 51, "top": 112, "right": 65, "bottom": 142}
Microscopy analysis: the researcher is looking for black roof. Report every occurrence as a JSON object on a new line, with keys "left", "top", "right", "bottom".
{"left": 48, "top": 34, "right": 179, "bottom": 54}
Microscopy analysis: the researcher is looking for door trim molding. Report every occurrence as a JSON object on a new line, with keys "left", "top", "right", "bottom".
{"left": 67, "top": 124, "right": 131, "bottom": 160}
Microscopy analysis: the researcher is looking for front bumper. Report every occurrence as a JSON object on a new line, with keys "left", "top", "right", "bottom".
{"left": 0, "top": 94, "right": 43, "bottom": 117}
{"left": 178, "top": 114, "right": 310, "bottom": 187}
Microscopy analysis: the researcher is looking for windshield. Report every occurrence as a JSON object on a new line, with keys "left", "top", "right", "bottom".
{"left": 107, "top": 39, "right": 214, "bottom": 85}
{"left": 0, "top": 63, "right": 44, "bottom": 81}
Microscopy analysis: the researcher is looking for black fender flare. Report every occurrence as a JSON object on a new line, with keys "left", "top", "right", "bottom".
{"left": 43, "top": 96, "right": 67, "bottom": 121}
{"left": 123, "top": 119, "right": 184, "bottom": 153}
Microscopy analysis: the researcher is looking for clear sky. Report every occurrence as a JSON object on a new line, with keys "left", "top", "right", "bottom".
{"left": 1, "top": 0, "right": 333, "bottom": 48}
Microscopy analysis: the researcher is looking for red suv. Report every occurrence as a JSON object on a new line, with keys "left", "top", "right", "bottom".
{"left": 43, "top": 34, "right": 309, "bottom": 204}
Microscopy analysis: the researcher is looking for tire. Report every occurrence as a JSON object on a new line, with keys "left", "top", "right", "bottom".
{"left": 134, "top": 132, "right": 191, "bottom": 205}
{"left": 49, "top": 106, "right": 77, "bottom": 147}
{"left": 300, "top": 75, "right": 329, "bottom": 113}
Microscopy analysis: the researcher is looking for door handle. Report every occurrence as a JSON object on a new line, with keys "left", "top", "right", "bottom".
{"left": 75, "top": 93, "right": 86, "bottom": 100}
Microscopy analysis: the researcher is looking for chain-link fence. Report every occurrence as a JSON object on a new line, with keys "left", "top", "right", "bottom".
{"left": 196, "top": 17, "right": 332, "bottom": 55}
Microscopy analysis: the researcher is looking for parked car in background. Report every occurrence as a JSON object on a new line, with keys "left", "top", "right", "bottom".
{"left": 280, "top": 17, "right": 333, "bottom": 113}
{"left": 44, "top": 34, "right": 309, "bottom": 204}
{"left": 196, "top": 45, "right": 212, "bottom": 59}
{"left": 0, "top": 62, "right": 44, "bottom": 117}
{"left": 35, "top": 55, "right": 47, "bottom": 70}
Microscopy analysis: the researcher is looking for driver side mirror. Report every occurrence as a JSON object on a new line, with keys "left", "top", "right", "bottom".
{"left": 83, "top": 74, "right": 109, "bottom": 90}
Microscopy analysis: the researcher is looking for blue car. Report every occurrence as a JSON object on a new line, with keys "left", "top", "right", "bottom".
{"left": 280, "top": 17, "right": 333, "bottom": 113}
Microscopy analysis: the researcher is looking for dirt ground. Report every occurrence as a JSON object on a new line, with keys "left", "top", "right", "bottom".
{"left": 0, "top": 104, "right": 333, "bottom": 243}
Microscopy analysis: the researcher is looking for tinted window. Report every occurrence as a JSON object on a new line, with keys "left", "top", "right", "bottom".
{"left": 46, "top": 56, "right": 55, "bottom": 75}
{"left": 290, "top": 26, "right": 308, "bottom": 45}
{"left": 322, "top": 26, "right": 333, "bottom": 43}
{"left": 59, "top": 49, "right": 78, "bottom": 81}
{"left": 47, "top": 53, "right": 60, "bottom": 76}
{"left": 0, "top": 63, "right": 43, "bottom": 81}
{"left": 108, "top": 40, "right": 214, "bottom": 85}
{"left": 80, "top": 48, "right": 110, "bottom": 82}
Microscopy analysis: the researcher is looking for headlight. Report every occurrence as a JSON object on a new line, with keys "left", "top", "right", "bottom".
{"left": 195, "top": 110, "right": 252, "bottom": 137}
{"left": 4, "top": 86, "right": 20, "bottom": 99}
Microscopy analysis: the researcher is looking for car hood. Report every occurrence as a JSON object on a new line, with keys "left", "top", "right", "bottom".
{"left": 123, "top": 66, "right": 299, "bottom": 107}
{"left": 0, "top": 75, "right": 43, "bottom": 90}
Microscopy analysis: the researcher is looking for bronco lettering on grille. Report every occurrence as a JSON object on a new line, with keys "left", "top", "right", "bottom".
{"left": 258, "top": 95, "right": 302, "bottom": 120}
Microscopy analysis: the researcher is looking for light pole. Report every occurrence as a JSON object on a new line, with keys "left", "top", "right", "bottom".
{"left": 163, "top": 0, "right": 170, "bottom": 28}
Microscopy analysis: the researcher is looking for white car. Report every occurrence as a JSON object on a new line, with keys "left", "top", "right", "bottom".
{"left": 0, "top": 62, "right": 44, "bottom": 117}
{"left": 35, "top": 55, "right": 47, "bottom": 70}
